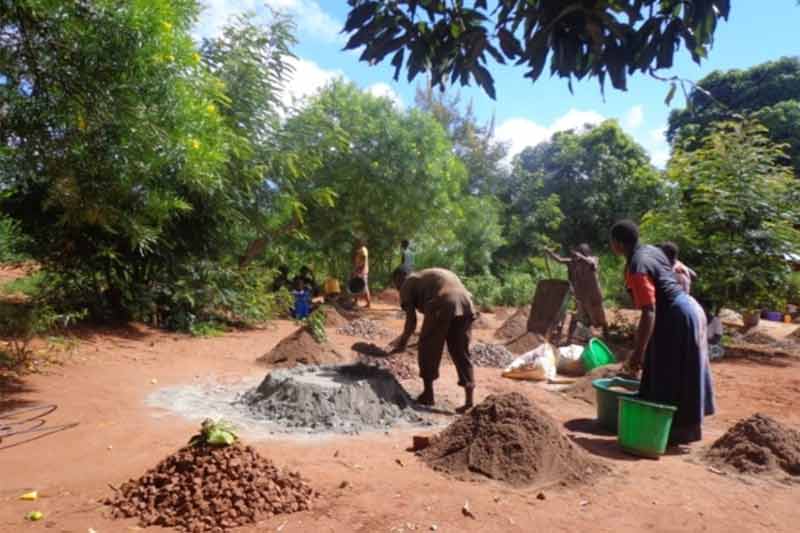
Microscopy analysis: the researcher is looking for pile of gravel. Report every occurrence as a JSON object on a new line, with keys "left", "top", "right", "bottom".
{"left": 106, "top": 441, "right": 315, "bottom": 532}
{"left": 470, "top": 342, "right": 515, "bottom": 368}
{"left": 240, "top": 364, "right": 426, "bottom": 434}
{"left": 336, "top": 318, "right": 390, "bottom": 340}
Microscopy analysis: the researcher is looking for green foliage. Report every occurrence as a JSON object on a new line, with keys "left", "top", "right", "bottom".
{"left": 0, "top": 271, "right": 43, "bottom": 297}
{"left": 788, "top": 271, "right": 800, "bottom": 305}
{"left": 189, "top": 419, "right": 238, "bottom": 447}
{"left": 0, "top": 300, "right": 86, "bottom": 369}
{"left": 641, "top": 120, "right": 800, "bottom": 311}
{"left": 279, "top": 81, "right": 466, "bottom": 281}
{"left": 667, "top": 57, "right": 800, "bottom": 177}
{"left": 414, "top": 84, "right": 508, "bottom": 196}
{"left": 0, "top": 2, "right": 297, "bottom": 330}
{"left": 500, "top": 120, "right": 664, "bottom": 262}
{"left": 0, "top": 216, "right": 29, "bottom": 262}
{"left": 342, "top": 0, "right": 730, "bottom": 97}
{"left": 302, "top": 307, "right": 327, "bottom": 343}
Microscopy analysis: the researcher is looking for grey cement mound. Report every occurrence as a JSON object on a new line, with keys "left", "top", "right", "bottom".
{"left": 240, "top": 363, "right": 427, "bottom": 434}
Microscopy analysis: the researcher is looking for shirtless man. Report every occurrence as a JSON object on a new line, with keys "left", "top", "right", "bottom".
{"left": 388, "top": 267, "right": 476, "bottom": 411}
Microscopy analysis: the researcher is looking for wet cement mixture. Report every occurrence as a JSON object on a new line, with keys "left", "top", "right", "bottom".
{"left": 240, "top": 363, "right": 431, "bottom": 434}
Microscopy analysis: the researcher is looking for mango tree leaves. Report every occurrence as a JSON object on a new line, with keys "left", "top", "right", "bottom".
{"left": 342, "top": 0, "right": 731, "bottom": 98}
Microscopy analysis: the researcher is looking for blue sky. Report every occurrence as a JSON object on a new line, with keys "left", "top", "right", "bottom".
{"left": 197, "top": 1, "right": 800, "bottom": 167}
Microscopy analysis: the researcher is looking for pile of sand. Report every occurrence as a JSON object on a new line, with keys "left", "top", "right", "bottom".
{"left": 257, "top": 327, "right": 347, "bottom": 367}
{"left": 563, "top": 364, "right": 624, "bottom": 405}
{"left": 495, "top": 306, "right": 531, "bottom": 339}
{"left": 351, "top": 342, "right": 417, "bottom": 380}
{"left": 472, "top": 314, "right": 493, "bottom": 330}
{"left": 505, "top": 332, "right": 546, "bottom": 354}
{"left": 420, "top": 392, "right": 603, "bottom": 486}
{"left": 375, "top": 288, "right": 400, "bottom": 305}
{"left": 320, "top": 305, "right": 349, "bottom": 328}
{"left": 705, "top": 414, "right": 800, "bottom": 477}
{"left": 106, "top": 441, "right": 315, "bottom": 532}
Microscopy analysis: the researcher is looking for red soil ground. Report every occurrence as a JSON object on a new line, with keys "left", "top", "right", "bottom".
{"left": 2, "top": 299, "right": 800, "bottom": 532}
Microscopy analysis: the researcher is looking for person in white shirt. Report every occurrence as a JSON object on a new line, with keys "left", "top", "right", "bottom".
{"left": 400, "top": 239, "right": 414, "bottom": 273}
{"left": 707, "top": 310, "right": 725, "bottom": 360}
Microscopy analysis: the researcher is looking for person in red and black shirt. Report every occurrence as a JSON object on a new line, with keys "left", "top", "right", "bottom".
{"left": 610, "top": 220, "right": 715, "bottom": 446}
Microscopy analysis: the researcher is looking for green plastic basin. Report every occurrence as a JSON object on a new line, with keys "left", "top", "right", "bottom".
{"left": 581, "top": 338, "right": 616, "bottom": 372}
{"left": 618, "top": 396, "right": 677, "bottom": 459}
{"left": 591, "top": 377, "right": 640, "bottom": 432}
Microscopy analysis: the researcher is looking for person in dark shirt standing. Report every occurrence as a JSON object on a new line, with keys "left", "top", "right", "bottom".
{"left": 388, "top": 267, "right": 476, "bottom": 412}
{"left": 547, "top": 243, "right": 607, "bottom": 340}
{"left": 611, "top": 220, "right": 715, "bottom": 445}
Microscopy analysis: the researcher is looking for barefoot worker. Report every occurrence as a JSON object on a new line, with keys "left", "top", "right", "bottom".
{"left": 388, "top": 267, "right": 476, "bottom": 411}
{"left": 611, "top": 220, "right": 715, "bottom": 445}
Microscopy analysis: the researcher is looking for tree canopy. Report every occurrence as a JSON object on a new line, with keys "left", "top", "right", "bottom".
{"left": 278, "top": 80, "right": 467, "bottom": 279}
{"left": 0, "top": 1, "right": 297, "bottom": 328}
{"left": 342, "top": 0, "right": 731, "bottom": 98}
{"left": 498, "top": 120, "right": 664, "bottom": 263}
{"left": 667, "top": 56, "right": 800, "bottom": 177}
{"left": 642, "top": 120, "right": 800, "bottom": 311}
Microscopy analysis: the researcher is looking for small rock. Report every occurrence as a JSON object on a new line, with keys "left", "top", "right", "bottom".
{"left": 579, "top": 500, "right": 589, "bottom": 507}
{"left": 462, "top": 500, "right": 476, "bottom": 519}
{"left": 395, "top": 459, "right": 405, "bottom": 467}
{"left": 339, "top": 480, "right": 350, "bottom": 489}
{"left": 430, "top": 526, "right": 438, "bottom": 531}
{"left": 150, "top": 378, "right": 158, "bottom": 385}
{"left": 537, "top": 492, "right": 546, "bottom": 501}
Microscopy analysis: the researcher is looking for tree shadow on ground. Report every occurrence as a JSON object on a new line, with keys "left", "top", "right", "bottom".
{"left": 0, "top": 374, "right": 36, "bottom": 414}
{"left": 564, "top": 417, "right": 643, "bottom": 462}
{"left": 567, "top": 434, "right": 642, "bottom": 462}
{"left": 714, "top": 345, "right": 798, "bottom": 369}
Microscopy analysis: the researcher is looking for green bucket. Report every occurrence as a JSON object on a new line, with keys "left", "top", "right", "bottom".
{"left": 581, "top": 338, "right": 616, "bottom": 372}
{"left": 592, "top": 378, "right": 640, "bottom": 432}
{"left": 618, "top": 396, "right": 677, "bottom": 459}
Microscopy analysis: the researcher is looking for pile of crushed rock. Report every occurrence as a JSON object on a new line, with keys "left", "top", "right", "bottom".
{"left": 470, "top": 342, "right": 515, "bottom": 368}
{"left": 106, "top": 440, "right": 315, "bottom": 532}
{"left": 336, "top": 318, "right": 390, "bottom": 340}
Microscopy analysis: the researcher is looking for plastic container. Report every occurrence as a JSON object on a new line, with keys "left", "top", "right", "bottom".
{"left": 763, "top": 311, "right": 783, "bottom": 322}
{"left": 581, "top": 338, "right": 616, "bottom": 372}
{"left": 348, "top": 276, "right": 366, "bottom": 294}
{"left": 592, "top": 378, "right": 640, "bottom": 432}
{"left": 618, "top": 396, "right": 677, "bottom": 459}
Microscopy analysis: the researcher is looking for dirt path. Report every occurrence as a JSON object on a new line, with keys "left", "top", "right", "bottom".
{"left": 2, "top": 304, "right": 799, "bottom": 532}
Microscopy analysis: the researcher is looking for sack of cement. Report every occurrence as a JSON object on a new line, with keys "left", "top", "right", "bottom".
{"left": 557, "top": 344, "right": 586, "bottom": 376}
{"left": 502, "top": 343, "right": 557, "bottom": 382}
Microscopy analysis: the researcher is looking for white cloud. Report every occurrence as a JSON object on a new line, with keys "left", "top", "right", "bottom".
{"left": 195, "top": 0, "right": 259, "bottom": 38}
{"left": 495, "top": 109, "right": 605, "bottom": 164}
{"left": 366, "top": 82, "right": 404, "bottom": 108}
{"left": 282, "top": 57, "right": 344, "bottom": 108}
{"left": 623, "top": 105, "right": 644, "bottom": 129}
{"left": 496, "top": 109, "right": 673, "bottom": 168}
{"left": 194, "top": 0, "right": 342, "bottom": 43}
{"left": 264, "top": 0, "right": 343, "bottom": 43}
{"left": 645, "top": 126, "right": 670, "bottom": 168}
{"left": 550, "top": 109, "right": 605, "bottom": 133}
